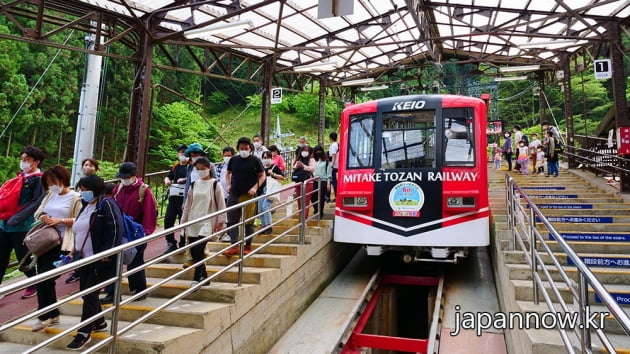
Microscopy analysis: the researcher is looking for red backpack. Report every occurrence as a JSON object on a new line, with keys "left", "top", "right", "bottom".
{"left": 0, "top": 173, "right": 24, "bottom": 220}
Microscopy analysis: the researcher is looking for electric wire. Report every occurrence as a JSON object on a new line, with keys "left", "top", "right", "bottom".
{"left": 0, "top": 30, "right": 75, "bottom": 139}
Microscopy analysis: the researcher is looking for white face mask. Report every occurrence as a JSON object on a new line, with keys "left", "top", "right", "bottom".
{"left": 191, "top": 156, "right": 201, "bottom": 163}
{"left": 223, "top": 156, "right": 231, "bottom": 164}
{"left": 504, "top": 134, "right": 509, "bottom": 138}
{"left": 197, "top": 169, "right": 210, "bottom": 179}
{"left": 120, "top": 177, "right": 134, "bottom": 186}
{"left": 301, "top": 151, "right": 309, "bottom": 158}
{"left": 262, "top": 158, "right": 272, "bottom": 165}
{"left": 48, "top": 185, "right": 62, "bottom": 195}
{"left": 178, "top": 155, "right": 188, "bottom": 162}
{"left": 20, "top": 161, "right": 32, "bottom": 172}
{"left": 82, "top": 166, "right": 95, "bottom": 175}
{"left": 239, "top": 150, "right": 250, "bottom": 158}
{"left": 253, "top": 142, "right": 262, "bottom": 149}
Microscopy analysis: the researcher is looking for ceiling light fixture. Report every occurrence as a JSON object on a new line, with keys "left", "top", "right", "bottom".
{"left": 184, "top": 19, "right": 253, "bottom": 39}
{"left": 518, "top": 39, "right": 579, "bottom": 49}
{"left": 294, "top": 61, "right": 338, "bottom": 72}
{"left": 360, "top": 85, "right": 389, "bottom": 91}
{"left": 494, "top": 76, "right": 528, "bottom": 82}
{"left": 341, "top": 78, "right": 375, "bottom": 86}
{"left": 499, "top": 65, "right": 540, "bottom": 73}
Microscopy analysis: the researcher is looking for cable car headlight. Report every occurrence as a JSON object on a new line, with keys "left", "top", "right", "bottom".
{"left": 447, "top": 197, "right": 475, "bottom": 207}
{"left": 343, "top": 197, "right": 369, "bottom": 208}
{"left": 444, "top": 190, "right": 479, "bottom": 211}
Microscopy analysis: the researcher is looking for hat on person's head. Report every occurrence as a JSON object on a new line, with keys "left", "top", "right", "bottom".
{"left": 237, "top": 137, "right": 252, "bottom": 146}
{"left": 184, "top": 143, "right": 206, "bottom": 157}
{"left": 116, "top": 162, "right": 137, "bottom": 178}
{"left": 176, "top": 144, "right": 188, "bottom": 152}
{"left": 514, "top": 124, "right": 521, "bottom": 130}
{"left": 541, "top": 120, "right": 550, "bottom": 126}
{"left": 192, "top": 156, "right": 212, "bottom": 168}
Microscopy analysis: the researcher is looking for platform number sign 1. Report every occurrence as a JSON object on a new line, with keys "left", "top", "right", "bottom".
{"left": 271, "top": 88, "right": 282, "bottom": 104}
{"left": 594, "top": 59, "right": 612, "bottom": 80}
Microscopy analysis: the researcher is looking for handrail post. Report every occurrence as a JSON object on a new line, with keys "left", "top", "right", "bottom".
{"left": 299, "top": 181, "right": 306, "bottom": 245}
{"left": 579, "top": 273, "right": 592, "bottom": 352}
{"left": 316, "top": 178, "right": 321, "bottom": 226}
{"left": 238, "top": 203, "right": 246, "bottom": 286}
{"left": 506, "top": 176, "right": 516, "bottom": 250}
{"left": 108, "top": 251, "right": 126, "bottom": 354}
{"left": 530, "top": 206, "right": 538, "bottom": 305}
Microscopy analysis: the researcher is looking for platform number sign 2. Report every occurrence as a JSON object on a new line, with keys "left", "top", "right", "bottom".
{"left": 271, "top": 88, "right": 282, "bottom": 104}
{"left": 594, "top": 59, "right": 612, "bottom": 80}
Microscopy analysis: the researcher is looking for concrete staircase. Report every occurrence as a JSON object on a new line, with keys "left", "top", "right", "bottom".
{"left": 489, "top": 166, "right": 630, "bottom": 354}
{"left": 0, "top": 202, "right": 356, "bottom": 353}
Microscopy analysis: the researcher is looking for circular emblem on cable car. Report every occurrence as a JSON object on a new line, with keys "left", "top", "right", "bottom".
{"left": 389, "top": 182, "right": 424, "bottom": 217}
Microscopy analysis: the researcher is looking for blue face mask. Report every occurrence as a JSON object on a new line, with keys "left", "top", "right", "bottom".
{"left": 81, "top": 190, "right": 95, "bottom": 203}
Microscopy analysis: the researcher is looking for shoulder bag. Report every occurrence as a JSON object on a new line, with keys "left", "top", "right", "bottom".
{"left": 23, "top": 220, "right": 61, "bottom": 257}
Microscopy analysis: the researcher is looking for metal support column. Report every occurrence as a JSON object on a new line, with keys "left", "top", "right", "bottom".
{"left": 125, "top": 32, "right": 153, "bottom": 177}
{"left": 560, "top": 54, "right": 576, "bottom": 168}
{"left": 318, "top": 76, "right": 327, "bottom": 146}
{"left": 261, "top": 58, "right": 273, "bottom": 144}
{"left": 606, "top": 22, "right": 630, "bottom": 193}
{"left": 537, "top": 72, "right": 546, "bottom": 133}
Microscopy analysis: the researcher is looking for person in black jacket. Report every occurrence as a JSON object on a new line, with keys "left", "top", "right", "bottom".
{"left": 0, "top": 145, "right": 45, "bottom": 299}
{"left": 66, "top": 175, "right": 124, "bottom": 350}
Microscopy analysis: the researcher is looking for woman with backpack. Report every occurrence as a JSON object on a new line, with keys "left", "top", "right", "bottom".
{"left": 181, "top": 157, "right": 227, "bottom": 288}
{"left": 66, "top": 174, "right": 124, "bottom": 350}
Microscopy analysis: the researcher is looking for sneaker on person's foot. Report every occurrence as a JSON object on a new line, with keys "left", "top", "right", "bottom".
{"left": 99, "top": 293, "right": 114, "bottom": 304}
{"left": 93, "top": 321, "right": 108, "bottom": 332}
{"left": 31, "top": 316, "right": 59, "bottom": 332}
{"left": 22, "top": 286, "right": 37, "bottom": 299}
{"left": 221, "top": 234, "right": 231, "bottom": 242}
{"left": 182, "top": 261, "right": 193, "bottom": 268}
{"left": 162, "top": 243, "right": 177, "bottom": 256}
{"left": 67, "top": 333, "right": 91, "bottom": 350}
{"left": 65, "top": 272, "right": 80, "bottom": 284}
{"left": 243, "top": 245, "right": 252, "bottom": 255}
{"left": 223, "top": 246, "right": 240, "bottom": 257}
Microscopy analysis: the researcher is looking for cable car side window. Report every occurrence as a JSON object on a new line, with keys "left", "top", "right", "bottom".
{"left": 443, "top": 108, "right": 475, "bottom": 166}
{"left": 381, "top": 110, "right": 436, "bottom": 169}
{"left": 347, "top": 114, "right": 375, "bottom": 168}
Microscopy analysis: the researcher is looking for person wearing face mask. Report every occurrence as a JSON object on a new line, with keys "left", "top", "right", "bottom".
{"left": 0, "top": 145, "right": 45, "bottom": 299}
{"left": 67, "top": 158, "right": 101, "bottom": 284}
{"left": 223, "top": 137, "right": 266, "bottom": 256}
{"left": 259, "top": 151, "right": 284, "bottom": 234}
{"left": 268, "top": 145, "right": 286, "bottom": 174}
{"left": 181, "top": 157, "right": 227, "bottom": 287}
{"left": 311, "top": 147, "right": 332, "bottom": 218}
{"left": 215, "top": 146, "right": 235, "bottom": 201}
{"left": 502, "top": 131, "right": 513, "bottom": 171}
{"left": 66, "top": 174, "right": 124, "bottom": 350}
{"left": 162, "top": 144, "right": 189, "bottom": 255}
{"left": 99, "top": 162, "right": 157, "bottom": 304}
{"left": 292, "top": 145, "right": 316, "bottom": 218}
{"left": 183, "top": 143, "right": 215, "bottom": 205}
{"left": 30, "top": 165, "right": 81, "bottom": 332}
{"left": 252, "top": 134, "right": 269, "bottom": 160}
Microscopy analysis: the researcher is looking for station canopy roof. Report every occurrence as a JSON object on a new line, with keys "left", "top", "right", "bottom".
{"left": 67, "top": 1, "right": 630, "bottom": 84}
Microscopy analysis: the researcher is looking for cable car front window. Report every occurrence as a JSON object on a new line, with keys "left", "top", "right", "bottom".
{"left": 443, "top": 108, "right": 475, "bottom": 166}
{"left": 347, "top": 114, "right": 375, "bottom": 168}
{"left": 381, "top": 110, "right": 436, "bottom": 169}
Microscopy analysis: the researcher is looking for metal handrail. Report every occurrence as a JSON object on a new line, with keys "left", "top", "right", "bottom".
{"left": 505, "top": 174, "right": 630, "bottom": 353}
{"left": 0, "top": 177, "right": 324, "bottom": 353}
